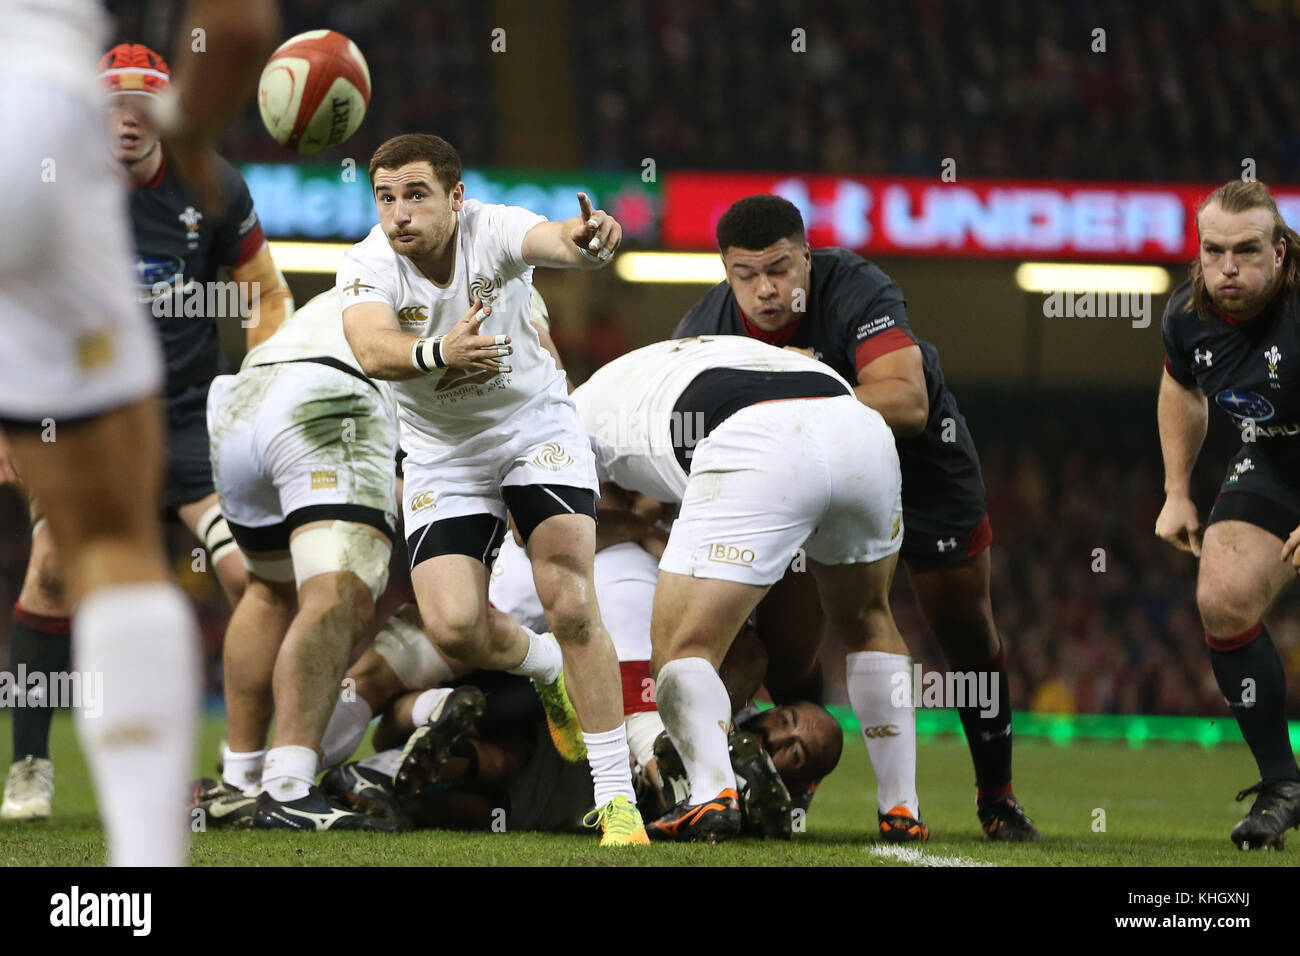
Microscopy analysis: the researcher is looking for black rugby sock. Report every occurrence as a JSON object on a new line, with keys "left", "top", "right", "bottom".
{"left": 1210, "top": 624, "right": 1300, "bottom": 782}
{"left": 954, "top": 649, "right": 1015, "bottom": 799}
{"left": 9, "top": 608, "right": 72, "bottom": 762}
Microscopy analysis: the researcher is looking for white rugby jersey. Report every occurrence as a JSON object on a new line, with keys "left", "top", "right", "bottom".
{"left": 242, "top": 288, "right": 358, "bottom": 373}
{"left": 0, "top": 0, "right": 108, "bottom": 99}
{"left": 489, "top": 536, "right": 655, "bottom": 663}
{"left": 336, "top": 199, "right": 563, "bottom": 448}
{"left": 572, "top": 335, "right": 855, "bottom": 502}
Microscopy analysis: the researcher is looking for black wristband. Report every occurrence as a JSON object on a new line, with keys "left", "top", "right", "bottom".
{"left": 432, "top": 335, "right": 447, "bottom": 369}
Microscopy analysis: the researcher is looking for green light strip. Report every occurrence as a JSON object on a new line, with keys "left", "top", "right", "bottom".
{"left": 822, "top": 706, "right": 1300, "bottom": 750}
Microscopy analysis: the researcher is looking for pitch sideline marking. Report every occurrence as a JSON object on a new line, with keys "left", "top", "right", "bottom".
{"left": 869, "top": 845, "right": 997, "bottom": 867}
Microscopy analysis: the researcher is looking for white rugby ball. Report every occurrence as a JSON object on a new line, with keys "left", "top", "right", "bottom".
{"left": 257, "top": 29, "right": 371, "bottom": 155}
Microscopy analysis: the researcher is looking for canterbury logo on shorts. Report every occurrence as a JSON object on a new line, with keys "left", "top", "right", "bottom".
{"left": 862, "top": 725, "right": 900, "bottom": 739}
{"left": 409, "top": 490, "right": 437, "bottom": 512}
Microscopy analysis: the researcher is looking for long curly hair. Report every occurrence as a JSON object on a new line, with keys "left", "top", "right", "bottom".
{"left": 1185, "top": 180, "right": 1300, "bottom": 316}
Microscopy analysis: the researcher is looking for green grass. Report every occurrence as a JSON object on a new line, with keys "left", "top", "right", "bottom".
{"left": 0, "top": 712, "right": 1294, "bottom": 866}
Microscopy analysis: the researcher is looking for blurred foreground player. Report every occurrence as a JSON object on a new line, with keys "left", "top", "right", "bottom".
{"left": 2, "top": 38, "right": 291, "bottom": 821}
{"left": 674, "top": 195, "right": 1038, "bottom": 841}
{"left": 1157, "top": 180, "right": 1300, "bottom": 849}
{"left": 0, "top": 0, "right": 278, "bottom": 863}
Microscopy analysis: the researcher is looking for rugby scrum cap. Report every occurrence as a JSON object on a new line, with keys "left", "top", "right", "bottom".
{"left": 98, "top": 43, "right": 171, "bottom": 98}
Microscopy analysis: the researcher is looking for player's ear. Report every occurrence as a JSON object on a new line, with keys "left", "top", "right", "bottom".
{"left": 450, "top": 180, "right": 465, "bottom": 212}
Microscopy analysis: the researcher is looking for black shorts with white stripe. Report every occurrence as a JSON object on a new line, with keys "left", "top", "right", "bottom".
{"left": 502, "top": 484, "right": 596, "bottom": 543}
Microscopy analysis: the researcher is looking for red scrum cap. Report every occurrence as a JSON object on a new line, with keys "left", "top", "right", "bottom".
{"left": 98, "top": 43, "right": 171, "bottom": 98}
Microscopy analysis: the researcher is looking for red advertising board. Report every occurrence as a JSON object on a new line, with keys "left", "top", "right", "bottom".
{"left": 662, "top": 173, "right": 1300, "bottom": 262}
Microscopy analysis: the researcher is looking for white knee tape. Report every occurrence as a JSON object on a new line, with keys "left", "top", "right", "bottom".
{"left": 625, "top": 710, "right": 665, "bottom": 770}
{"left": 372, "top": 604, "right": 449, "bottom": 690}
{"left": 244, "top": 554, "right": 295, "bottom": 582}
{"left": 290, "top": 521, "right": 392, "bottom": 600}
{"left": 197, "top": 505, "right": 241, "bottom": 567}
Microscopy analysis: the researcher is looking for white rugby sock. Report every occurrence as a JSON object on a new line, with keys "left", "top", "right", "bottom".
{"left": 357, "top": 748, "right": 403, "bottom": 780}
{"left": 583, "top": 725, "right": 636, "bottom": 807}
{"left": 506, "top": 627, "right": 563, "bottom": 686}
{"left": 223, "top": 747, "right": 266, "bottom": 796}
{"left": 319, "top": 697, "right": 373, "bottom": 767}
{"left": 261, "top": 745, "right": 318, "bottom": 802}
{"left": 411, "top": 687, "right": 453, "bottom": 728}
{"left": 656, "top": 658, "right": 735, "bottom": 803}
{"left": 846, "top": 651, "right": 918, "bottom": 815}
{"left": 73, "top": 583, "right": 198, "bottom": 867}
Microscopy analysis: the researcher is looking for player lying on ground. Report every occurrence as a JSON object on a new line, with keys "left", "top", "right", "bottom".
{"left": 339, "top": 133, "right": 646, "bottom": 844}
{"left": 1, "top": 39, "right": 291, "bottom": 824}
{"left": 673, "top": 194, "right": 1037, "bottom": 841}
{"left": 0, "top": 0, "right": 277, "bottom": 865}
{"left": 573, "top": 335, "right": 913, "bottom": 843}
{"left": 1157, "top": 179, "right": 1300, "bottom": 850}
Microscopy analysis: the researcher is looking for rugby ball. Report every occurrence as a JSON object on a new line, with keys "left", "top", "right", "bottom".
{"left": 257, "top": 30, "right": 370, "bottom": 154}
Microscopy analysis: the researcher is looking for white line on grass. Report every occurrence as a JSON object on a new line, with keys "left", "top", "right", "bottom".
{"left": 869, "top": 845, "right": 997, "bottom": 867}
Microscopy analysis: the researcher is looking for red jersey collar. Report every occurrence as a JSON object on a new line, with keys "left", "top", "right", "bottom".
{"left": 739, "top": 307, "right": 802, "bottom": 346}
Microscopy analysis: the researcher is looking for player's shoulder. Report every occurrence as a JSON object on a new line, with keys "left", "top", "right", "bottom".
{"left": 1161, "top": 279, "right": 1199, "bottom": 338}
{"left": 343, "top": 224, "right": 395, "bottom": 266}
{"left": 673, "top": 281, "right": 735, "bottom": 337}
{"left": 812, "top": 247, "right": 898, "bottom": 298}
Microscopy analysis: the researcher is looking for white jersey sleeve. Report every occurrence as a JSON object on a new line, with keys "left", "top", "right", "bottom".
{"left": 478, "top": 202, "right": 546, "bottom": 281}
{"left": 336, "top": 226, "right": 400, "bottom": 311}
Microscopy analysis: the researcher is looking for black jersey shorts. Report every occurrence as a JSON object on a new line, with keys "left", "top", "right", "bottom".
{"left": 896, "top": 407, "right": 991, "bottom": 568}
{"left": 1207, "top": 448, "right": 1300, "bottom": 542}
{"left": 163, "top": 387, "right": 216, "bottom": 513}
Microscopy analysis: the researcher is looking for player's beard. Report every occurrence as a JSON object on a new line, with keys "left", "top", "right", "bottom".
{"left": 1213, "top": 274, "right": 1281, "bottom": 319}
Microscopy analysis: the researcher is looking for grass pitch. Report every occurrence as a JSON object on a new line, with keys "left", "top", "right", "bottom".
{"left": 0, "top": 712, "right": 1293, "bottom": 867}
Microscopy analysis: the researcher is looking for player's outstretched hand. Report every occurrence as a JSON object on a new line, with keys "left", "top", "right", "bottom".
{"left": 571, "top": 192, "right": 621, "bottom": 263}
{"left": 439, "top": 298, "right": 513, "bottom": 373}
{"left": 1155, "top": 494, "right": 1203, "bottom": 557}
{"left": 1281, "top": 523, "right": 1300, "bottom": 570}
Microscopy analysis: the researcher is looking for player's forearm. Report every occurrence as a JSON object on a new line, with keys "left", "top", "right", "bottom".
{"left": 523, "top": 220, "right": 605, "bottom": 270}
{"left": 345, "top": 328, "right": 428, "bottom": 381}
{"left": 170, "top": 1, "right": 280, "bottom": 143}
{"left": 853, "top": 380, "right": 929, "bottom": 437}
{"left": 1157, "top": 372, "right": 1208, "bottom": 496}
{"left": 243, "top": 284, "right": 293, "bottom": 350}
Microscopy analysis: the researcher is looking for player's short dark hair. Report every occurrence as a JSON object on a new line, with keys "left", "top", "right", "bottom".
{"left": 715, "top": 195, "right": 806, "bottom": 253}
{"left": 368, "top": 134, "right": 462, "bottom": 193}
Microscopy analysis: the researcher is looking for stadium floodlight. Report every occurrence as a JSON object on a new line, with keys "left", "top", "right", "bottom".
{"left": 614, "top": 252, "right": 726, "bottom": 284}
{"left": 1014, "top": 262, "right": 1171, "bottom": 294}
{"left": 267, "top": 241, "right": 355, "bottom": 274}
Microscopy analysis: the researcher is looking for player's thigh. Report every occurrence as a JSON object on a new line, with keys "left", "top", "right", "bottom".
{"left": 410, "top": 552, "right": 492, "bottom": 646}
{"left": 522, "top": 508, "right": 598, "bottom": 616}
{"left": 1197, "top": 519, "right": 1295, "bottom": 631}
{"left": 288, "top": 518, "right": 390, "bottom": 626}
{"left": 5, "top": 398, "right": 167, "bottom": 579}
{"left": 651, "top": 570, "right": 770, "bottom": 672}
{"left": 808, "top": 551, "right": 900, "bottom": 630}
{"left": 907, "top": 547, "right": 996, "bottom": 634}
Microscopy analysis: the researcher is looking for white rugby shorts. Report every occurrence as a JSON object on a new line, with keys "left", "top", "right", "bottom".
{"left": 659, "top": 395, "right": 903, "bottom": 586}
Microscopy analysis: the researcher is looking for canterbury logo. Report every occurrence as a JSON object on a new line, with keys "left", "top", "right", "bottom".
{"left": 468, "top": 275, "right": 502, "bottom": 301}
{"left": 531, "top": 442, "right": 573, "bottom": 470}
{"left": 862, "top": 724, "right": 899, "bottom": 738}
{"left": 410, "top": 490, "right": 437, "bottom": 512}
{"left": 397, "top": 305, "right": 428, "bottom": 328}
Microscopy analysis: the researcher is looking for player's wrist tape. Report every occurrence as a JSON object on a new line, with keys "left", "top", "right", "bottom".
{"left": 411, "top": 336, "right": 447, "bottom": 373}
